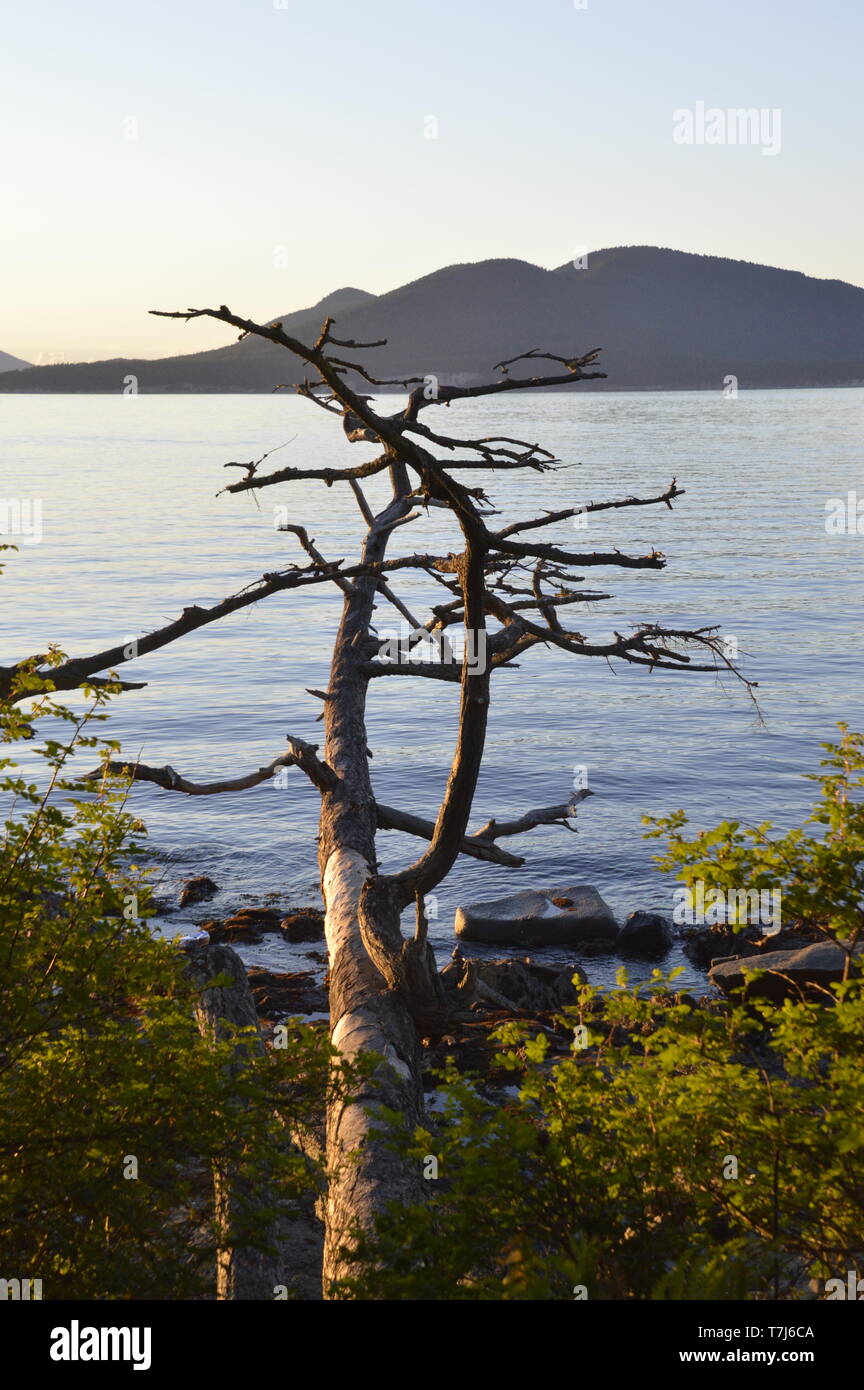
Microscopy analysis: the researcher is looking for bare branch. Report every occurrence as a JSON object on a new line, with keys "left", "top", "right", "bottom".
{"left": 278, "top": 524, "right": 355, "bottom": 597}
{"left": 88, "top": 737, "right": 339, "bottom": 797}
{"left": 401, "top": 351, "right": 607, "bottom": 421}
{"left": 493, "top": 537, "right": 668, "bottom": 569}
{"left": 224, "top": 451, "right": 394, "bottom": 494}
{"left": 470, "top": 788, "right": 594, "bottom": 843}
{"left": 495, "top": 346, "right": 604, "bottom": 375}
{"left": 495, "top": 479, "right": 685, "bottom": 539}
{"left": 375, "top": 804, "right": 523, "bottom": 867}
{"left": 222, "top": 438, "right": 296, "bottom": 486}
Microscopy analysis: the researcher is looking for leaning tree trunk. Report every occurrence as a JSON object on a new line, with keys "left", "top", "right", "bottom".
{"left": 318, "top": 513, "right": 428, "bottom": 1295}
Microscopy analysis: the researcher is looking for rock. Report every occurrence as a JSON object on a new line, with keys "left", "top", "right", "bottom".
{"left": 473, "top": 957, "right": 586, "bottom": 1012}
{"left": 226, "top": 907, "right": 282, "bottom": 930}
{"left": 616, "top": 911, "right": 673, "bottom": 958}
{"left": 149, "top": 895, "right": 176, "bottom": 916}
{"left": 202, "top": 918, "right": 262, "bottom": 944}
{"left": 708, "top": 941, "right": 858, "bottom": 1002}
{"left": 201, "top": 906, "right": 326, "bottom": 944}
{"left": 202, "top": 907, "right": 282, "bottom": 943}
{"left": 454, "top": 885, "right": 617, "bottom": 947}
{"left": 280, "top": 910, "right": 325, "bottom": 943}
{"left": 247, "top": 968, "right": 329, "bottom": 1018}
{"left": 683, "top": 922, "right": 762, "bottom": 969}
{"left": 178, "top": 875, "right": 219, "bottom": 908}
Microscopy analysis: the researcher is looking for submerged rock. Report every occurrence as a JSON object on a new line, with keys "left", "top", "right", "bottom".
{"left": 149, "top": 895, "right": 176, "bottom": 916}
{"left": 708, "top": 941, "right": 858, "bottom": 1001}
{"left": 455, "top": 885, "right": 617, "bottom": 947}
{"left": 202, "top": 905, "right": 325, "bottom": 946}
{"left": 616, "top": 911, "right": 673, "bottom": 958}
{"left": 203, "top": 907, "right": 281, "bottom": 943}
{"left": 280, "top": 910, "right": 325, "bottom": 943}
{"left": 178, "top": 875, "right": 219, "bottom": 908}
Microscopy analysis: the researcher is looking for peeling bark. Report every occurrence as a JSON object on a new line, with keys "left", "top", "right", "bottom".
{"left": 315, "top": 496, "right": 430, "bottom": 1293}
{"left": 320, "top": 848, "right": 425, "bottom": 1290}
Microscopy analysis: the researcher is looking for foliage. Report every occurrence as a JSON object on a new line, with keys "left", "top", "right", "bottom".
{"left": 0, "top": 661, "right": 337, "bottom": 1300}
{"left": 339, "top": 731, "right": 864, "bottom": 1300}
{"left": 644, "top": 722, "right": 864, "bottom": 957}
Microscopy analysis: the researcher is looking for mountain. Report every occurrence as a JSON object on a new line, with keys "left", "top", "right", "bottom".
{"left": 1, "top": 249, "right": 862, "bottom": 393}
{"left": 0, "top": 349, "right": 31, "bottom": 371}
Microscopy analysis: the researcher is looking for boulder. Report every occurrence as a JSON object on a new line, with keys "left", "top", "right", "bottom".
{"left": 455, "top": 885, "right": 617, "bottom": 947}
{"left": 683, "top": 923, "right": 762, "bottom": 969}
{"left": 616, "top": 911, "right": 673, "bottom": 958}
{"left": 280, "top": 910, "right": 325, "bottom": 943}
{"left": 178, "top": 875, "right": 219, "bottom": 908}
{"left": 247, "top": 968, "right": 329, "bottom": 1018}
{"left": 473, "top": 957, "right": 586, "bottom": 1011}
{"left": 202, "top": 918, "right": 262, "bottom": 944}
{"left": 228, "top": 907, "right": 281, "bottom": 929}
{"left": 439, "top": 949, "right": 586, "bottom": 1018}
{"left": 203, "top": 907, "right": 282, "bottom": 943}
{"left": 708, "top": 941, "right": 858, "bottom": 1002}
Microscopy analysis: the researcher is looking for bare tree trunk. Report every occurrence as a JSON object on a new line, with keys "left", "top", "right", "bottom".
{"left": 317, "top": 510, "right": 427, "bottom": 1295}
{"left": 320, "top": 849, "right": 425, "bottom": 1291}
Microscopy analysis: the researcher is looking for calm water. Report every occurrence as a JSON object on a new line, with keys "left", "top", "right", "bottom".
{"left": 3, "top": 389, "right": 863, "bottom": 992}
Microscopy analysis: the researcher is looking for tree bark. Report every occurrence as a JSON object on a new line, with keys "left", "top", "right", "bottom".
{"left": 317, "top": 510, "right": 427, "bottom": 1295}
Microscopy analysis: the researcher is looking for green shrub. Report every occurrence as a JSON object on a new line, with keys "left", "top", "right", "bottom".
{"left": 0, "top": 660, "right": 335, "bottom": 1299}
{"left": 339, "top": 730, "right": 864, "bottom": 1300}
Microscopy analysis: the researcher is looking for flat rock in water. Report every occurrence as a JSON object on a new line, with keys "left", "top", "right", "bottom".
{"left": 708, "top": 941, "right": 856, "bottom": 1001}
{"left": 455, "top": 885, "right": 617, "bottom": 947}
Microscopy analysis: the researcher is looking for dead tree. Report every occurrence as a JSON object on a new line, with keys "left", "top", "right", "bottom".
{"left": 1, "top": 308, "right": 755, "bottom": 1294}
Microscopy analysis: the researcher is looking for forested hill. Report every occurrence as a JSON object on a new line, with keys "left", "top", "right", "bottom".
{"left": 0, "top": 349, "right": 30, "bottom": 372}
{"left": 2, "top": 247, "right": 862, "bottom": 393}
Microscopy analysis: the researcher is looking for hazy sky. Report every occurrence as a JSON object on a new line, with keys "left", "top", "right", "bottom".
{"left": 2, "top": 0, "right": 862, "bottom": 362}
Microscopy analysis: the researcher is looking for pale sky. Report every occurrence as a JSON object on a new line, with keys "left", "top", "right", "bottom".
{"left": 1, "top": 0, "right": 862, "bottom": 363}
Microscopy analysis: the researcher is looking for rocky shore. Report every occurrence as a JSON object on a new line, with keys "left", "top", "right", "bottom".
{"left": 169, "top": 873, "right": 838, "bottom": 1036}
{"left": 171, "top": 871, "right": 848, "bottom": 1300}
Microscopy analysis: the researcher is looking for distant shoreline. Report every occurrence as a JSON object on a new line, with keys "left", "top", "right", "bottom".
{"left": 1, "top": 381, "right": 862, "bottom": 395}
